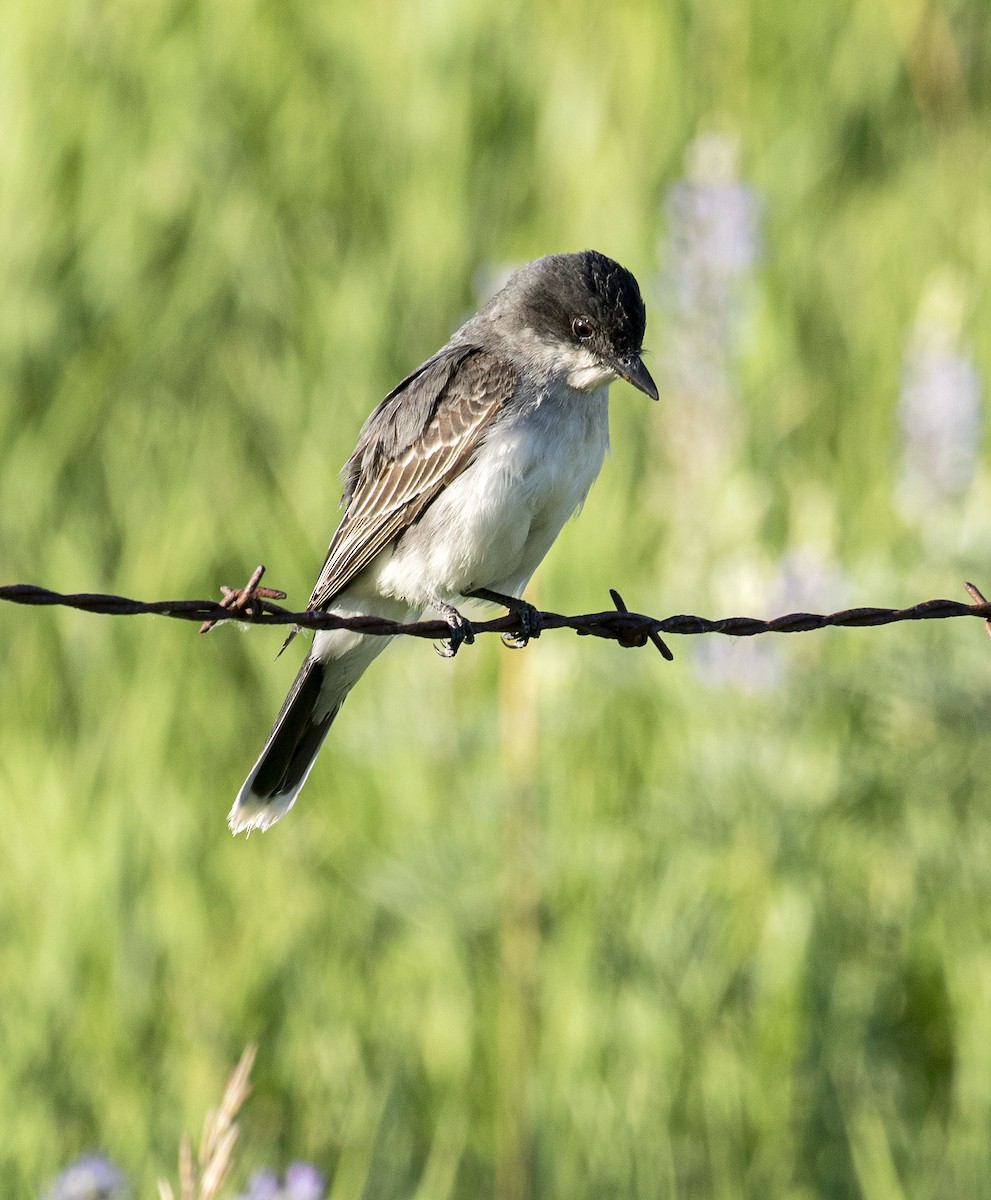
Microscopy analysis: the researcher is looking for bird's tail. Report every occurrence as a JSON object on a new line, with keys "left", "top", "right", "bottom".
{"left": 229, "top": 597, "right": 415, "bottom": 834}
{"left": 229, "top": 654, "right": 340, "bottom": 834}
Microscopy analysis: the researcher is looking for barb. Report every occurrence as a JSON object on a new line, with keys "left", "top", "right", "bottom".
{"left": 197, "top": 564, "right": 286, "bottom": 634}
{"left": 2, "top": 567, "right": 991, "bottom": 655}
{"left": 964, "top": 581, "right": 991, "bottom": 643}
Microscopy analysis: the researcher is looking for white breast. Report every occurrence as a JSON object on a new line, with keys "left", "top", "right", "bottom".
{"left": 374, "top": 385, "right": 611, "bottom": 606}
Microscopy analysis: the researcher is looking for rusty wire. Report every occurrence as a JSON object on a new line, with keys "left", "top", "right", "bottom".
{"left": 2, "top": 567, "right": 990, "bottom": 660}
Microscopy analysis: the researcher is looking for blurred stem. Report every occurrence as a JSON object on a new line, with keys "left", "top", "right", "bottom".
{"left": 495, "top": 592, "right": 540, "bottom": 1200}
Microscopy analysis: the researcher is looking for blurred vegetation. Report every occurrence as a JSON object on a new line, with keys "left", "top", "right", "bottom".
{"left": 2, "top": 1, "right": 991, "bottom": 1197}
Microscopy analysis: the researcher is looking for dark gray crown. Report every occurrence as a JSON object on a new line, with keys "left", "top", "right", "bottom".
{"left": 510, "top": 250, "right": 647, "bottom": 355}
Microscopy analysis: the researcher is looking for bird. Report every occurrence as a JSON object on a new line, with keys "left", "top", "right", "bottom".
{"left": 230, "top": 249, "right": 658, "bottom": 834}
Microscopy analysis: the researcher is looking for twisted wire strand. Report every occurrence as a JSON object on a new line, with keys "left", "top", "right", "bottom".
{"left": 2, "top": 570, "right": 989, "bottom": 656}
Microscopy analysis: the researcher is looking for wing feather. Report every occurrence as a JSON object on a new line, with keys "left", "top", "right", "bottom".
{"left": 306, "top": 344, "right": 516, "bottom": 611}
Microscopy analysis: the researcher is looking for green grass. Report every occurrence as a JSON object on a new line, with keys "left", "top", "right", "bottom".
{"left": 2, "top": 1, "right": 991, "bottom": 1196}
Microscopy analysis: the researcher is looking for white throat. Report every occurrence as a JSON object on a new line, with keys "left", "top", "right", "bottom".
{"left": 511, "top": 328, "right": 618, "bottom": 393}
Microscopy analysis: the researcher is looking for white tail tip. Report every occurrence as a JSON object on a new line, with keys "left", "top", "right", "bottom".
{"left": 228, "top": 789, "right": 300, "bottom": 836}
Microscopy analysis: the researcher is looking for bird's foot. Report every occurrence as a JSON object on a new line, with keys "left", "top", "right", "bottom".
{"left": 468, "top": 588, "right": 543, "bottom": 649}
{"left": 433, "top": 601, "right": 475, "bottom": 658}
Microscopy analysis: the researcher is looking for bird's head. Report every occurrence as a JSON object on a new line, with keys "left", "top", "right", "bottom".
{"left": 499, "top": 250, "right": 658, "bottom": 401}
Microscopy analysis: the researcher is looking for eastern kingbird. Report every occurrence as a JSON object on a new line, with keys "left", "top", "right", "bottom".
{"left": 230, "top": 250, "right": 657, "bottom": 834}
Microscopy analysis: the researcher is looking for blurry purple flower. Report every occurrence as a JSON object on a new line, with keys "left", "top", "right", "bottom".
{"left": 693, "top": 549, "right": 848, "bottom": 693}
{"left": 238, "top": 1168, "right": 280, "bottom": 1200}
{"left": 664, "top": 133, "right": 760, "bottom": 301}
{"left": 43, "top": 1154, "right": 128, "bottom": 1200}
{"left": 897, "top": 271, "right": 982, "bottom": 511}
{"left": 659, "top": 134, "right": 760, "bottom": 362}
{"left": 693, "top": 631, "right": 785, "bottom": 693}
{"left": 775, "top": 549, "right": 849, "bottom": 615}
{"left": 284, "top": 1162, "right": 326, "bottom": 1200}
{"left": 236, "top": 1163, "right": 325, "bottom": 1200}
{"left": 656, "top": 129, "right": 761, "bottom": 475}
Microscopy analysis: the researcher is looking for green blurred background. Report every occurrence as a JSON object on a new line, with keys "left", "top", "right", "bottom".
{"left": 2, "top": 1, "right": 991, "bottom": 1196}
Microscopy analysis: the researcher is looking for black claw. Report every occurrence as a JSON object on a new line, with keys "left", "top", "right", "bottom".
{"left": 433, "top": 601, "right": 475, "bottom": 658}
{"left": 502, "top": 600, "right": 542, "bottom": 649}
{"left": 468, "top": 588, "right": 543, "bottom": 649}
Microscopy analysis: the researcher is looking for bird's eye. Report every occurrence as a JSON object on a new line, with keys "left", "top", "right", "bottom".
{"left": 572, "top": 316, "right": 594, "bottom": 340}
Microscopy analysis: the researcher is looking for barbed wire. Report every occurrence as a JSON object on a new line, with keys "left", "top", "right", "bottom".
{"left": 1, "top": 566, "right": 989, "bottom": 659}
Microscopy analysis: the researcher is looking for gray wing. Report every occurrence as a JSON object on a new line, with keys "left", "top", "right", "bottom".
{"left": 306, "top": 343, "right": 517, "bottom": 612}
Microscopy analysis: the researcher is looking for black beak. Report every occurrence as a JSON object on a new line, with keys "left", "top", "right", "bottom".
{"left": 611, "top": 352, "right": 659, "bottom": 401}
